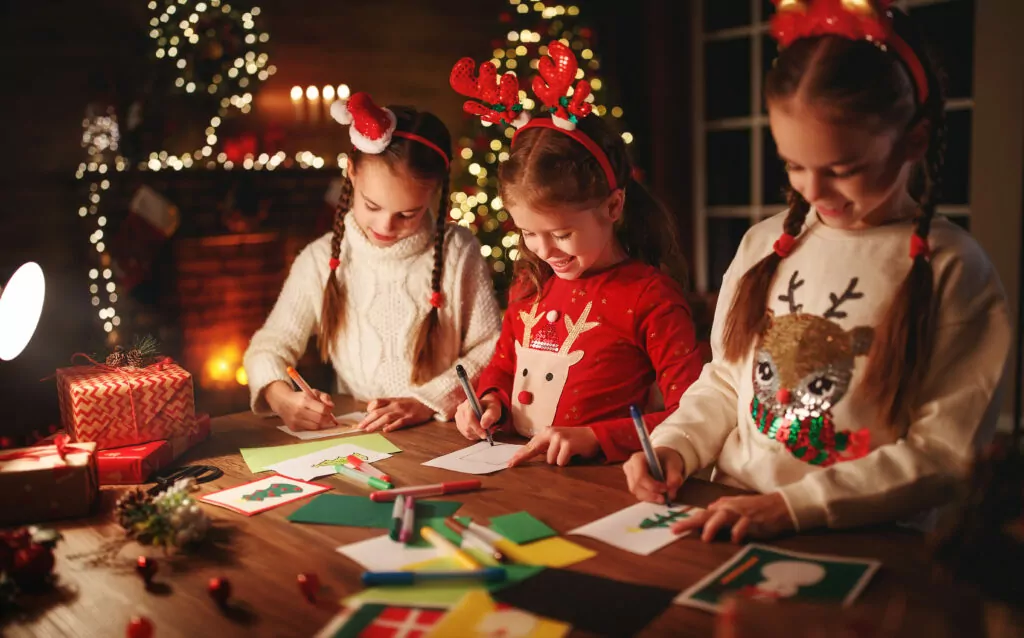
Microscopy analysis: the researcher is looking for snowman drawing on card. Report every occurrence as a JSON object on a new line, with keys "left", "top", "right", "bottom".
{"left": 511, "top": 302, "right": 599, "bottom": 437}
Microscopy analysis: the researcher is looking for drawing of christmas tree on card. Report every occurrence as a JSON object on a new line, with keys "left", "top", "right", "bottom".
{"left": 569, "top": 502, "right": 705, "bottom": 556}
{"left": 675, "top": 544, "right": 881, "bottom": 612}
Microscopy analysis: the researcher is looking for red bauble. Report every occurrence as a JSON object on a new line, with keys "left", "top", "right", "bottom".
{"left": 126, "top": 616, "right": 154, "bottom": 638}
{"left": 208, "top": 576, "right": 232, "bottom": 605}
{"left": 136, "top": 556, "right": 157, "bottom": 584}
{"left": 11, "top": 543, "right": 55, "bottom": 590}
{"left": 297, "top": 572, "right": 320, "bottom": 602}
{"left": 0, "top": 436, "right": 13, "bottom": 449}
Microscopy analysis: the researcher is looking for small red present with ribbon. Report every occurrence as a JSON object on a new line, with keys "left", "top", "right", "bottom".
{"left": 96, "top": 440, "right": 173, "bottom": 485}
{"left": 55, "top": 356, "right": 196, "bottom": 451}
{"left": 0, "top": 437, "right": 98, "bottom": 524}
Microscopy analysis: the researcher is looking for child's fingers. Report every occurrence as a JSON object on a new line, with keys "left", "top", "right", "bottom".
{"left": 671, "top": 509, "right": 710, "bottom": 535}
{"left": 507, "top": 434, "right": 547, "bottom": 467}
{"left": 730, "top": 517, "right": 750, "bottom": 544}
{"left": 701, "top": 509, "right": 734, "bottom": 543}
{"left": 479, "top": 401, "right": 501, "bottom": 430}
{"left": 316, "top": 391, "right": 334, "bottom": 406}
{"left": 382, "top": 416, "right": 411, "bottom": 433}
{"left": 555, "top": 438, "right": 574, "bottom": 466}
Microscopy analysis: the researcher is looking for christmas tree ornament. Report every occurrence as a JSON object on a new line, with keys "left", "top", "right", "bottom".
{"left": 297, "top": 572, "right": 320, "bottom": 603}
{"left": 126, "top": 615, "right": 154, "bottom": 638}
{"left": 208, "top": 576, "right": 231, "bottom": 606}
{"left": 136, "top": 556, "right": 157, "bottom": 585}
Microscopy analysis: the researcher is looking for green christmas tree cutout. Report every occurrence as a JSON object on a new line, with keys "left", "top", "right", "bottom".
{"left": 314, "top": 452, "right": 369, "bottom": 468}
{"left": 241, "top": 483, "right": 303, "bottom": 502}
{"left": 638, "top": 507, "right": 693, "bottom": 530}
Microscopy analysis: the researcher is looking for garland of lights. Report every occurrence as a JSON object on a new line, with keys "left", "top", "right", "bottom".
{"left": 76, "top": 0, "right": 628, "bottom": 341}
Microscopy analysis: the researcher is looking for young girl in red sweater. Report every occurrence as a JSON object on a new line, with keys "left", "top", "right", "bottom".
{"left": 450, "top": 42, "right": 704, "bottom": 466}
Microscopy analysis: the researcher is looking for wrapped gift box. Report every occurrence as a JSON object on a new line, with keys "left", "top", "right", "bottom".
{"left": 96, "top": 440, "right": 173, "bottom": 485}
{"left": 0, "top": 441, "right": 98, "bottom": 524}
{"left": 55, "top": 361, "right": 196, "bottom": 450}
{"left": 168, "top": 412, "right": 211, "bottom": 460}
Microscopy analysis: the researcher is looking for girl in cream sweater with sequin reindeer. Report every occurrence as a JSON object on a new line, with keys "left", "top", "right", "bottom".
{"left": 244, "top": 95, "right": 500, "bottom": 432}
{"left": 625, "top": 0, "right": 1011, "bottom": 541}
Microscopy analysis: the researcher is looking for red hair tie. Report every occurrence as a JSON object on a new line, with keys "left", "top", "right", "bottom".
{"left": 773, "top": 233, "right": 797, "bottom": 258}
{"left": 909, "top": 234, "right": 930, "bottom": 259}
{"left": 429, "top": 292, "right": 444, "bottom": 309}
{"left": 328, "top": 258, "right": 341, "bottom": 271}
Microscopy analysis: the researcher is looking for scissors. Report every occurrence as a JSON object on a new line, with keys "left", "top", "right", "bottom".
{"left": 147, "top": 464, "right": 223, "bottom": 496}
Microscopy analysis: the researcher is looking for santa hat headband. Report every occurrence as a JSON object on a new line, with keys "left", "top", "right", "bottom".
{"left": 450, "top": 40, "right": 618, "bottom": 190}
{"left": 770, "top": 0, "right": 929, "bottom": 105}
{"left": 330, "top": 93, "right": 450, "bottom": 168}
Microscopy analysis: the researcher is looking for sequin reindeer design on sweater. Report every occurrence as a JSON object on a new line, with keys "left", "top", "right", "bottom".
{"left": 511, "top": 302, "right": 599, "bottom": 437}
{"left": 750, "top": 271, "right": 872, "bottom": 466}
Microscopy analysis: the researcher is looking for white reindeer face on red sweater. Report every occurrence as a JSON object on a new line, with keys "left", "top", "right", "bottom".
{"left": 510, "top": 301, "right": 599, "bottom": 437}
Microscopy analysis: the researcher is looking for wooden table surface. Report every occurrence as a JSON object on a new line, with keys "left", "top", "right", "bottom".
{"left": 4, "top": 398, "right": 967, "bottom": 637}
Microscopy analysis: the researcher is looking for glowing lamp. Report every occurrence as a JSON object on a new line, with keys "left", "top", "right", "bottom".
{"left": 0, "top": 262, "right": 45, "bottom": 361}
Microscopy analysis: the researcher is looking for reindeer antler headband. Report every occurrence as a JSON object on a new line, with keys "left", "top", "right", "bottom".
{"left": 771, "top": 0, "right": 929, "bottom": 105}
{"left": 450, "top": 40, "right": 618, "bottom": 190}
{"left": 330, "top": 92, "right": 450, "bottom": 168}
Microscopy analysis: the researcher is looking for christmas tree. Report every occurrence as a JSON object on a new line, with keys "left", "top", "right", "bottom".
{"left": 449, "top": 0, "right": 631, "bottom": 298}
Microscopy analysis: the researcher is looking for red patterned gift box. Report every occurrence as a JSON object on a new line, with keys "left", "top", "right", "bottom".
{"left": 96, "top": 440, "right": 174, "bottom": 485}
{"left": 55, "top": 360, "right": 196, "bottom": 451}
{"left": 0, "top": 440, "right": 98, "bottom": 524}
{"left": 168, "top": 412, "right": 211, "bottom": 460}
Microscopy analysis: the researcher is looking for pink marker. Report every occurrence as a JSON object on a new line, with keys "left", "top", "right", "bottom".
{"left": 398, "top": 496, "right": 416, "bottom": 544}
{"left": 370, "top": 480, "right": 482, "bottom": 502}
{"left": 346, "top": 454, "right": 391, "bottom": 483}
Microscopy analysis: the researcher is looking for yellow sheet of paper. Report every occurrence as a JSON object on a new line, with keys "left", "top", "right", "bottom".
{"left": 427, "top": 590, "right": 569, "bottom": 638}
{"left": 513, "top": 537, "right": 596, "bottom": 568}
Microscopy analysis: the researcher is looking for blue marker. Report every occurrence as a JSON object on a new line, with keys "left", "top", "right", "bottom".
{"left": 630, "top": 405, "right": 672, "bottom": 506}
{"left": 361, "top": 567, "right": 506, "bottom": 587}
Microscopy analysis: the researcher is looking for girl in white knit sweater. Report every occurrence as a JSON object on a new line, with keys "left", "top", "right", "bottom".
{"left": 244, "top": 94, "right": 501, "bottom": 432}
{"left": 625, "top": 4, "right": 1010, "bottom": 541}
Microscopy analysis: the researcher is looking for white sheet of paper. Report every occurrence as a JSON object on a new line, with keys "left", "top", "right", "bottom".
{"left": 569, "top": 501, "right": 702, "bottom": 556}
{"left": 336, "top": 534, "right": 443, "bottom": 572}
{"left": 199, "top": 475, "right": 326, "bottom": 515}
{"left": 277, "top": 411, "right": 369, "bottom": 440}
{"left": 267, "top": 442, "right": 392, "bottom": 481}
{"left": 422, "top": 441, "right": 524, "bottom": 475}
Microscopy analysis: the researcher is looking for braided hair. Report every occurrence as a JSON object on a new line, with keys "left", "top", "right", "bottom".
{"left": 318, "top": 106, "right": 453, "bottom": 387}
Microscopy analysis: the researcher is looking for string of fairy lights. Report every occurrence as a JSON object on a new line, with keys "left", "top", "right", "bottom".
{"left": 75, "top": 0, "right": 628, "bottom": 340}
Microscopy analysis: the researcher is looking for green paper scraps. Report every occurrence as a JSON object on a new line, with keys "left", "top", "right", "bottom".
{"left": 286, "top": 494, "right": 461, "bottom": 528}
{"left": 490, "top": 511, "right": 557, "bottom": 544}
{"left": 240, "top": 433, "right": 401, "bottom": 473}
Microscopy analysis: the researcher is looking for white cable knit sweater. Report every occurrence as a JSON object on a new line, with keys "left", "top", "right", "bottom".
{"left": 244, "top": 213, "right": 502, "bottom": 420}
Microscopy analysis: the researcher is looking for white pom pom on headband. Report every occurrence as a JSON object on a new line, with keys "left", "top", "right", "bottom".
{"left": 450, "top": 40, "right": 615, "bottom": 189}
{"left": 330, "top": 92, "right": 450, "bottom": 168}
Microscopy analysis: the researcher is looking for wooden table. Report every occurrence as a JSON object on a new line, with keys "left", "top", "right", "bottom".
{"left": 4, "top": 399, "right": 975, "bottom": 637}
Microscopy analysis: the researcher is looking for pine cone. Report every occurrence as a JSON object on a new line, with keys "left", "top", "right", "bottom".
{"left": 125, "top": 349, "right": 144, "bottom": 368}
{"left": 106, "top": 348, "right": 127, "bottom": 367}
{"left": 115, "top": 489, "right": 153, "bottom": 530}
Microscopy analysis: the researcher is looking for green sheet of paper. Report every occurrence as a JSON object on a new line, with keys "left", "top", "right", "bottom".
{"left": 240, "top": 433, "right": 401, "bottom": 473}
{"left": 286, "top": 494, "right": 461, "bottom": 528}
{"left": 489, "top": 511, "right": 557, "bottom": 544}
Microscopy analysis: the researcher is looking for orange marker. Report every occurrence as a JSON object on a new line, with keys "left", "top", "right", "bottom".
{"left": 286, "top": 366, "right": 339, "bottom": 425}
{"left": 346, "top": 454, "right": 391, "bottom": 483}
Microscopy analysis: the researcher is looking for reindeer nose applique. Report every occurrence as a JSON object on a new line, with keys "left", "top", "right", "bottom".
{"left": 776, "top": 388, "right": 793, "bottom": 405}
{"left": 518, "top": 391, "right": 534, "bottom": 405}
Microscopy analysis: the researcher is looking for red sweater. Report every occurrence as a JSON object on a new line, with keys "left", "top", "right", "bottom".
{"left": 477, "top": 260, "right": 704, "bottom": 462}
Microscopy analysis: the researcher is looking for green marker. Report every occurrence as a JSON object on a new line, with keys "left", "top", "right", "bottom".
{"left": 334, "top": 464, "right": 393, "bottom": 491}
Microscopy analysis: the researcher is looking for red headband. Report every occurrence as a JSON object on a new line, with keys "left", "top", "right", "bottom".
{"left": 331, "top": 93, "right": 451, "bottom": 168}
{"left": 451, "top": 40, "right": 619, "bottom": 190}
{"left": 771, "top": 0, "right": 929, "bottom": 105}
{"left": 512, "top": 119, "right": 618, "bottom": 190}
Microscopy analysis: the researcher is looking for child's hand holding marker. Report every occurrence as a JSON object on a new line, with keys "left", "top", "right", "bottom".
{"left": 454, "top": 393, "right": 502, "bottom": 441}
{"left": 264, "top": 370, "right": 337, "bottom": 432}
{"left": 623, "top": 447, "right": 685, "bottom": 505}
